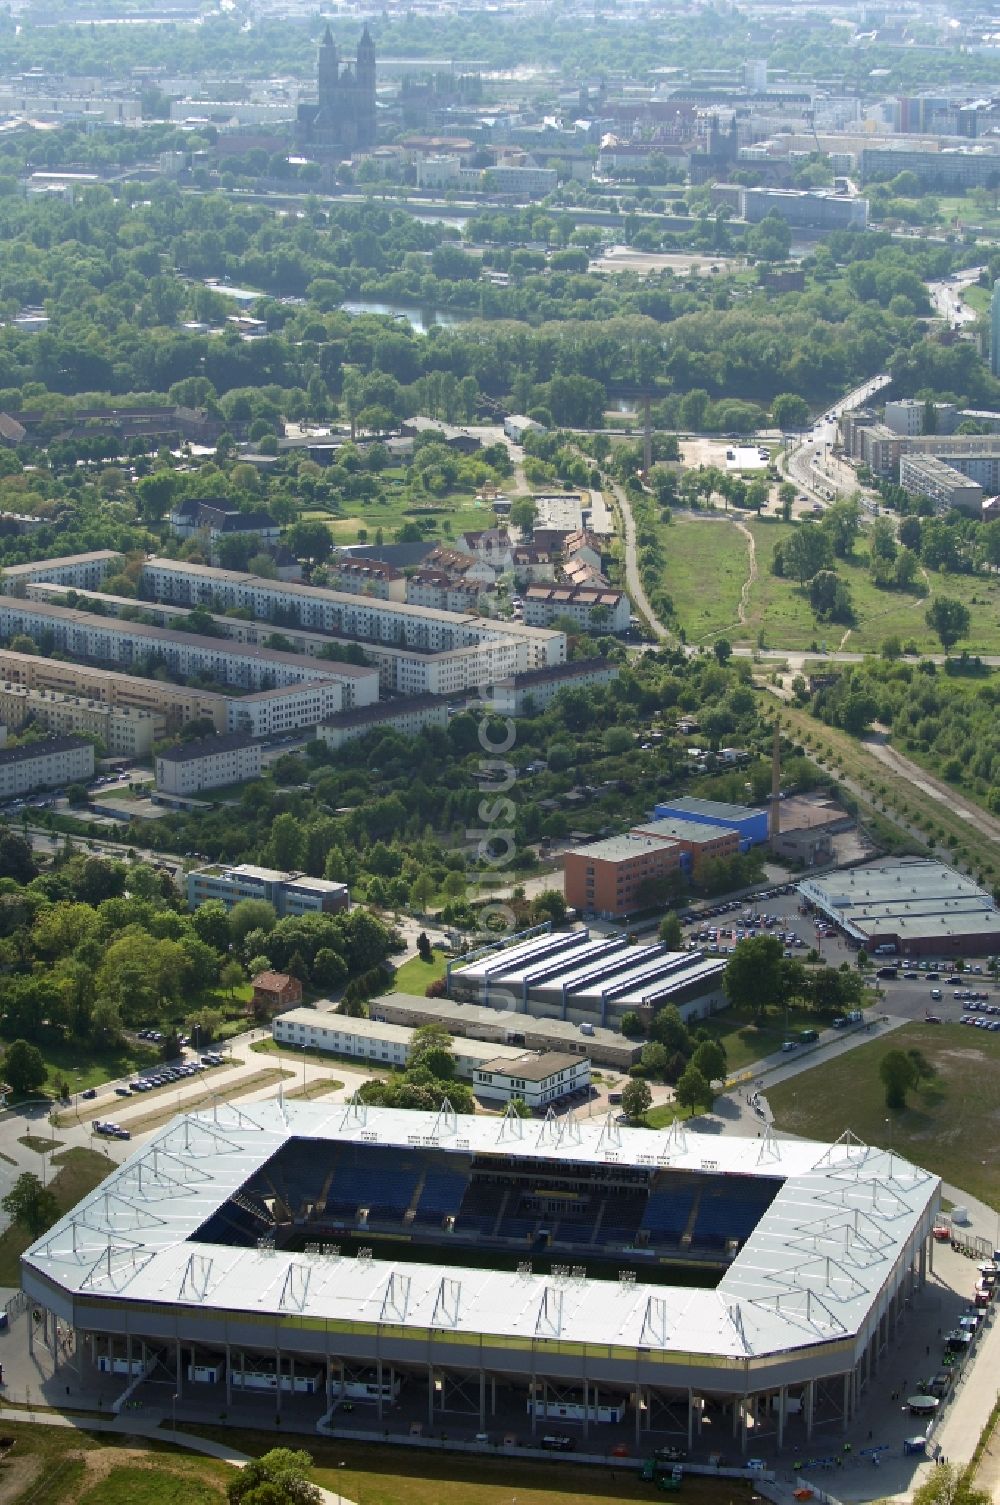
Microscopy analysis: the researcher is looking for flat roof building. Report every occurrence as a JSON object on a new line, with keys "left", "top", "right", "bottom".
{"left": 187, "top": 863, "right": 349, "bottom": 917}
{"left": 449, "top": 928, "right": 726, "bottom": 1031}
{"left": 373, "top": 991, "right": 642, "bottom": 1069}
{"left": 273, "top": 1009, "right": 590, "bottom": 1108}
{"left": 652, "top": 796, "right": 769, "bottom": 851}
{"left": 563, "top": 833, "right": 683, "bottom": 920}
{"left": 798, "top": 858, "right": 1000, "bottom": 958}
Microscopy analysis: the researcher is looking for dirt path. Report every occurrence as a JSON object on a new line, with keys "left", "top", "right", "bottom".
{"left": 861, "top": 730, "right": 1000, "bottom": 845}
{"left": 732, "top": 518, "right": 756, "bottom": 627}
{"left": 611, "top": 480, "right": 670, "bottom": 640}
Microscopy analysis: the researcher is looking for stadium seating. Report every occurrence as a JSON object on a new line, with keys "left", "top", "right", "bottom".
{"left": 414, "top": 1169, "right": 469, "bottom": 1222}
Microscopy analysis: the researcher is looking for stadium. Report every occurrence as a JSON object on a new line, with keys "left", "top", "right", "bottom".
{"left": 21, "top": 1099, "right": 940, "bottom": 1457}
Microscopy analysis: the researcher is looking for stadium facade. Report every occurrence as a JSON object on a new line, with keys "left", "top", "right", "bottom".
{"left": 21, "top": 1101, "right": 940, "bottom": 1453}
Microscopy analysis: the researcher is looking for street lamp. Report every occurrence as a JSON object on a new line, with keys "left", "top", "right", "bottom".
{"left": 172, "top": 1391, "right": 179, "bottom": 1432}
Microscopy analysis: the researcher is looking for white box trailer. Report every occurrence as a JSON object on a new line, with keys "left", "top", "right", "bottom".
{"left": 336, "top": 1377, "right": 402, "bottom": 1404}
{"left": 526, "top": 1397, "right": 625, "bottom": 1424}
{"left": 187, "top": 1361, "right": 224, "bottom": 1384}
{"left": 232, "top": 1368, "right": 320, "bottom": 1395}
{"left": 97, "top": 1355, "right": 145, "bottom": 1376}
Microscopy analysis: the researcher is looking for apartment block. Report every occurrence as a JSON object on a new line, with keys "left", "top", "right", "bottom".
{"left": 186, "top": 863, "right": 349, "bottom": 916}
{"left": 154, "top": 734, "right": 264, "bottom": 796}
{"left": 0, "top": 598, "right": 353, "bottom": 717}
{"left": 138, "top": 558, "right": 565, "bottom": 669}
{"left": 316, "top": 694, "right": 449, "bottom": 751}
{"left": 324, "top": 557, "right": 406, "bottom": 601}
{"left": 899, "top": 455, "right": 984, "bottom": 514}
{"left": 0, "top": 682, "right": 160, "bottom": 758}
{"left": 523, "top": 586, "right": 630, "bottom": 633}
{"left": 1, "top": 550, "right": 121, "bottom": 595}
{"left": 0, "top": 735, "right": 94, "bottom": 798}
{"left": 488, "top": 657, "right": 620, "bottom": 717}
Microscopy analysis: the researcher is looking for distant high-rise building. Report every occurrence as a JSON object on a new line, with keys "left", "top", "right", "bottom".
{"left": 296, "top": 26, "right": 377, "bottom": 155}
{"left": 991, "top": 279, "right": 1000, "bottom": 378}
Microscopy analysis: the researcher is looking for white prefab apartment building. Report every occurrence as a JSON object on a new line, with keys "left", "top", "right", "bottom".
{"left": 523, "top": 586, "right": 631, "bottom": 633}
{"left": 155, "top": 733, "right": 264, "bottom": 795}
{"left": 138, "top": 558, "right": 565, "bottom": 669}
{"left": 272, "top": 1009, "right": 590, "bottom": 1105}
{"left": 1, "top": 549, "right": 121, "bottom": 593}
{"left": 26, "top": 580, "right": 521, "bottom": 700}
{"left": 0, "top": 734, "right": 94, "bottom": 797}
{"left": 0, "top": 597, "right": 364, "bottom": 707}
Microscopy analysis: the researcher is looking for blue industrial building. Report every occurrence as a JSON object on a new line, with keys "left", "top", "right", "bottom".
{"left": 650, "top": 796, "right": 769, "bottom": 851}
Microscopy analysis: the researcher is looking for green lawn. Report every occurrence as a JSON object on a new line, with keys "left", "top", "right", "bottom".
{"left": 314, "top": 483, "right": 496, "bottom": 549}
{"left": 188, "top": 1427, "right": 726, "bottom": 1505}
{"left": 745, "top": 520, "right": 1000, "bottom": 655}
{"left": 18, "top": 1135, "right": 63, "bottom": 1154}
{"left": 79, "top": 1466, "right": 224, "bottom": 1505}
{"left": 694, "top": 1001, "right": 831, "bottom": 1072}
{"left": 8, "top": 1037, "right": 162, "bottom": 1099}
{"left": 0, "top": 1146, "right": 112, "bottom": 1284}
{"left": 391, "top": 949, "right": 448, "bottom": 995}
{"left": 659, "top": 516, "right": 749, "bottom": 642}
{"left": 767, "top": 1021, "right": 1000, "bottom": 1208}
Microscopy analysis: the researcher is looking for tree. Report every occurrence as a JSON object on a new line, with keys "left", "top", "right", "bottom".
{"left": 723, "top": 935, "right": 785, "bottom": 1017}
{"left": 509, "top": 497, "right": 537, "bottom": 535}
{"left": 658, "top": 913, "right": 683, "bottom": 949}
{"left": 3, "top": 1038, "right": 47, "bottom": 1097}
{"left": 783, "top": 523, "right": 832, "bottom": 584}
{"left": 771, "top": 393, "right": 810, "bottom": 430}
{"left": 910, "top": 1461, "right": 991, "bottom": 1505}
{"left": 925, "top": 597, "right": 971, "bottom": 654}
{"left": 410, "top": 872, "right": 435, "bottom": 912}
{"left": 675, "top": 1063, "right": 711, "bottom": 1115}
{"left": 507, "top": 1096, "right": 532, "bottom": 1119}
{"left": 220, "top": 960, "right": 244, "bottom": 997}
{"left": 713, "top": 638, "right": 733, "bottom": 665}
{"left": 416, "top": 931, "right": 433, "bottom": 964}
{"left": 0, "top": 827, "right": 37, "bottom": 882}
{"left": 620, "top": 1078, "right": 652, "bottom": 1122}
{"left": 620, "top": 1011, "right": 645, "bottom": 1038}
{"left": 879, "top": 1048, "right": 917, "bottom": 1111}
{"left": 228, "top": 1448, "right": 322, "bottom": 1505}
{"left": 691, "top": 1039, "right": 727, "bottom": 1084}
{"left": 1, "top": 1172, "right": 59, "bottom": 1239}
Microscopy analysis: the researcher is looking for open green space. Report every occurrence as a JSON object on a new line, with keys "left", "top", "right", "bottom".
{"left": 391, "top": 949, "right": 449, "bottom": 995}
{"left": 745, "top": 520, "right": 1000, "bottom": 655}
{"left": 78, "top": 1465, "right": 224, "bottom": 1505}
{"left": 188, "top": 1427, "right": 727, "bottom": 1505}
{"left": 0, "top": 1146, "right": 112, "bottom": 1284}
{"left": 767, "top": 1021, "right": 1000, "bottom": 1208}
{"left": 310, "top": 476, "right": 495, "bottom": 548}
{"left": 11, "top": 1037, "right": 162, "bottom": 1099}
{"left": 693, "top": 1001, "right": 832, "bottom": 1073}
{"left": 659, "top": 516, "right": 748, "bottom": 642}
{"left": 655, "top": 515, "right": 967, "bottom": 654}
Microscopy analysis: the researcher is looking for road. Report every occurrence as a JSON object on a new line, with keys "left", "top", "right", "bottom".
{"left": 610, "top": 478, "right": 671, "bottom": 640}
{"left": 861, "top": 727, "right": 1000, "bottom": 843}
{"left": 783, "top": 372, "right": 891, "bottom": 503}
{"left": 928, "top": 267, "right": 983, "bottom": 329}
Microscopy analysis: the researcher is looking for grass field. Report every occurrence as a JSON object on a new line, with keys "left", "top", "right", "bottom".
{"left": 18, "top": 1135, "right": 63, "bottom": 1154}
{"left": 391, "top": 949, "right": 448, "bottom": 995}
{"left": 16, "top": 1038, "right": 162, "bottom": 1100}
{"left": 767, "top": 1021, "right": 1000, "bottom": 1208}
{"left": 0, "top": 1146, "right": 112, "bottom": 1283}
{"left": 304, "top": 473, "right": 495, "bottom": 548}
{"left": 189, "top": 1427, "right": 728, "bottom": 1505}
{"left": 695, "top": 1000, "right": 833, "bottom": 1071}
{"left": 744, "top": 520, "right": 1000, "bottom": 655}
{"left": 0, "top": 1421, "right": 234, "bottom": 1505}
{"left": 659, "top": 516, "right": 749, "bottom": 642}
{"left": 657, "top": 515, "right": 944, "bottom": 653}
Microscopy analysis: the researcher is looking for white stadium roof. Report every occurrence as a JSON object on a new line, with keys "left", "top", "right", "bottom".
{"left": 23, "top": 1100, "right": 939, "bottom": 1362}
